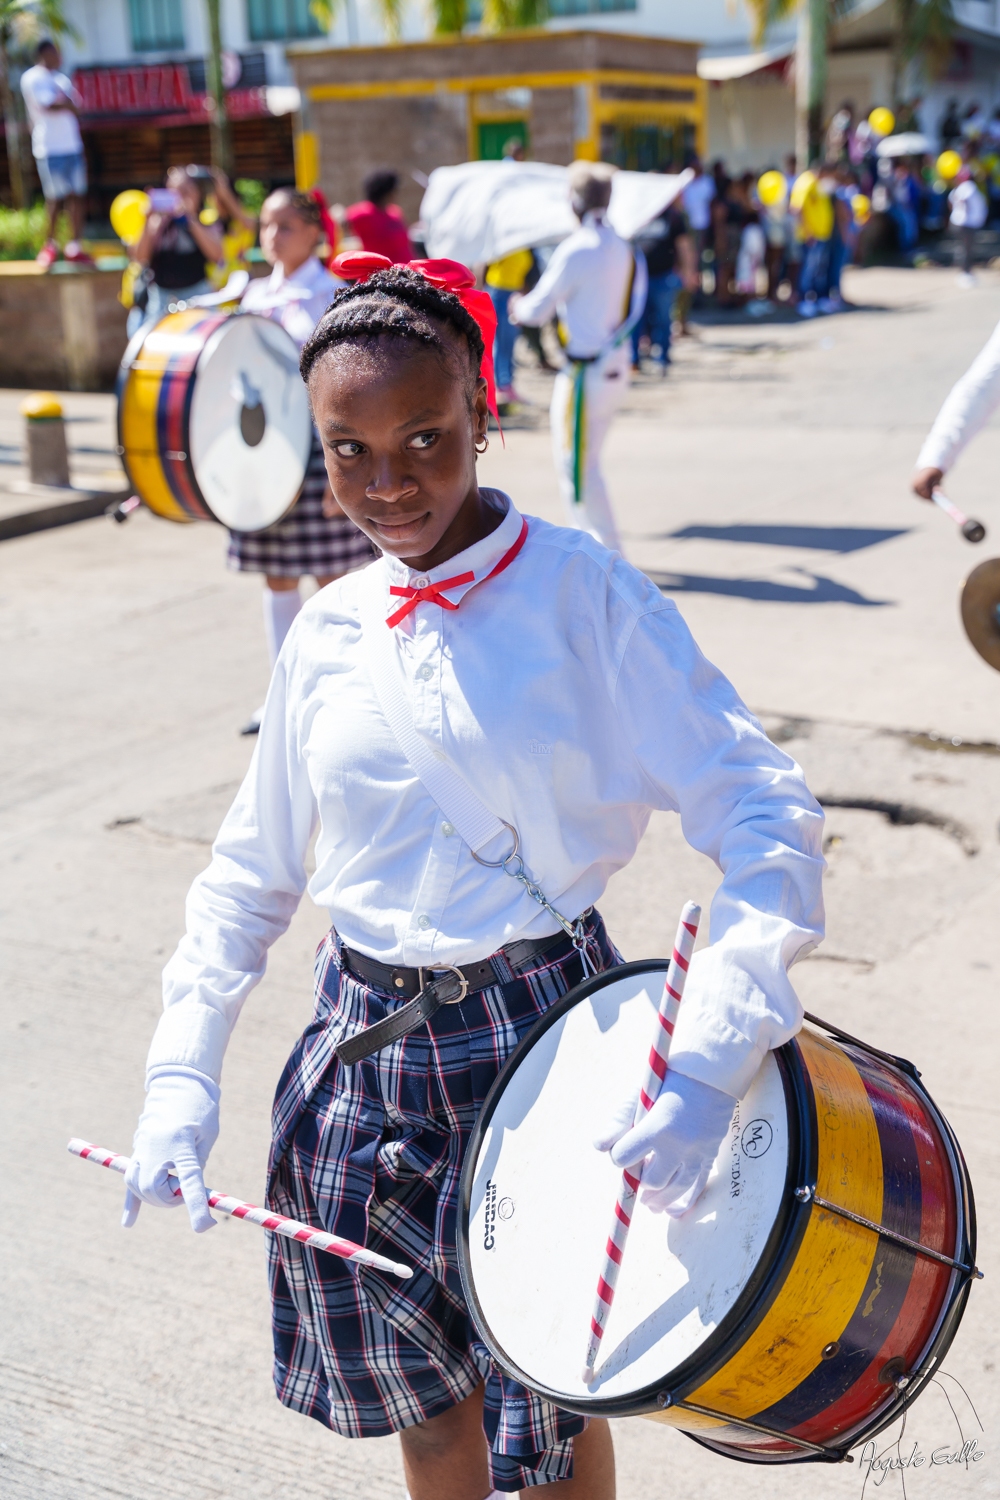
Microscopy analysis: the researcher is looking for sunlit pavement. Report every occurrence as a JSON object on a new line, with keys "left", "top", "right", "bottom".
{"left": 1, "top": 264, "right": 997, "bottom": 1498}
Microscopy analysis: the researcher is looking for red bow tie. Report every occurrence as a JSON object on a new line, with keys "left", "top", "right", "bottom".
{"left": 385, "top": 517, "right": 528, "bottom": 628}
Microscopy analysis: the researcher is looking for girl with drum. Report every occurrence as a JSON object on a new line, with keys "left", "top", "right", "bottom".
{"left": 232, "top": 188, "right": 374, "bottom": 735}
{"left": 120, "top": 265, "right": 825, "bottom": 1497}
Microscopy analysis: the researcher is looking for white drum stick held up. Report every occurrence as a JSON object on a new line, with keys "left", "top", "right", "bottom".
{"left": 582, "top": 902, "right": 701, "bottom": 1383}
{"left": 932, "top": 488, "right": 986, "bottom": 544}
{"left": 68, "top": 1140, "right": 413, "bottom": 1279}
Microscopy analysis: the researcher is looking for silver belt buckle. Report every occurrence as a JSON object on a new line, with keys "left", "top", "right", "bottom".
{"left": 418, "top": 964, "right": 470, "bottom": 1005}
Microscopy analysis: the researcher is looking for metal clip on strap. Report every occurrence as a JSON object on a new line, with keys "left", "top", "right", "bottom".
{"left": 336, "top": 966, "right": 469, "bottom": 1066}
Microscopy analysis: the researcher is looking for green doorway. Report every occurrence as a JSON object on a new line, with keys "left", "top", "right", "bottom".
{"left": 477, "top": 119, "right": 528, "bottom": 160}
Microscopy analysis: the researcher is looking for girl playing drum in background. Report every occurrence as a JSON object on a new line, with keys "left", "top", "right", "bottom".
{"left": 232, "top": 188, "right": 374, "bottom": 734}
{"left": 120, "top": 265, "right": 825, "bottom": 1497}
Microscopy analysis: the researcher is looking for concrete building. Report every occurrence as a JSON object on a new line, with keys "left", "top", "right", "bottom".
{"left": 5, "top": 0, "right": 1000, "bottom": 216}
{"left": 289, "top": 29, "right": 703, "bottom": 219}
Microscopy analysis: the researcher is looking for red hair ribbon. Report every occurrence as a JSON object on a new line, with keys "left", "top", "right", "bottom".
{"left": 329, "top": 252, "right": 500, "bottom": 428}
{"left": 309, "top": 188, "right": 341, "bottom": 271}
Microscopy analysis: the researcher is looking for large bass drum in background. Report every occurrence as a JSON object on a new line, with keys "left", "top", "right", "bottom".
{"left": 459, "top": 961, "right": 977, "bottom": 1464}
{"left": 117, "top": 308, "right": 312, "bottom": 532}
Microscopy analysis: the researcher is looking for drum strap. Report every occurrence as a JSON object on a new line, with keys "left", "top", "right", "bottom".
{"left": 335, "top": 566, "right": 593, "bottom": 1063}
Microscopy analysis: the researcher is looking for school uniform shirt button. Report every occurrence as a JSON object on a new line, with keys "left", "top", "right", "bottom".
{"left": 417, "top": 663, "right": 434, "bottom": 680}
{"left": 417, "top": 915, "right": 431, "bottom": 929}
{"left": 442, "top": 822, "right": 455, "bottom": 837}
{"left": 414, "top": 576, "right": 430, "bottom": 589}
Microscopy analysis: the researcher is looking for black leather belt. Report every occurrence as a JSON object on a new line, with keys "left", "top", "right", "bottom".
{"left": 335, "top": 924, "right": 584, "bottom": 1066}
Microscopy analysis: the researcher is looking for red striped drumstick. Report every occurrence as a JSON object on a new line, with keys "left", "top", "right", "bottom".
{"left": 68, "top": 1139, "right": 413, "bottom": 1279}
{"left": 582, "top": 901, "right": 701, "bottom": 1382}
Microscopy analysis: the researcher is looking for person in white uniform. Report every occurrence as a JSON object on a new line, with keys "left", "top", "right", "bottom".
{"left": 912, "top": 315, "right": 1000, "bottom": 500}
{"left": 118, "top": 264, "right": 824, "bottom": 1499}
{"left": 510, "top": 161, "right": 646, "bottom": 552}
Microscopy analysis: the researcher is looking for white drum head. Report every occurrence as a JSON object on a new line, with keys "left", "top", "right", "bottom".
{"left": 463, "top": 964, "right": 790, "bottom": 1405}
{"left": 188, "top": 315, "right": 312, "bottom": 531}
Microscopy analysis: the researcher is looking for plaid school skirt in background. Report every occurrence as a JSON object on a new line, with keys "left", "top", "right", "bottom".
{"left": 227, "top": 431, "right": 374, "bottom": 578}
{"left": 267, "top": 913, "right": 622, "bottom": 1492}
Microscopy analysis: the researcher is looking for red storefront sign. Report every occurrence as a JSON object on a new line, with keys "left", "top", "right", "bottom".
{"left": 73, "top": 64, "right": 269, "bottom": 124}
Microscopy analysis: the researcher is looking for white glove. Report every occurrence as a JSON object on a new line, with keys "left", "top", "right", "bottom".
{"left": 122, "top": 1067, "right": 220, "bottom": 1234}
{"left": 594, "top": 1072, "right": 735, "bottom": 1218}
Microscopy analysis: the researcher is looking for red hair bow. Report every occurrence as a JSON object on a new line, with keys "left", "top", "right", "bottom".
{"left": 329, "top": 252, "right": 500, "bottom": 428}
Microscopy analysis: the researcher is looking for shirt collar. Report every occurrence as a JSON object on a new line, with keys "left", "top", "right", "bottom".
{"left": 381, "top": 490, "right": 523, "bottom": 610}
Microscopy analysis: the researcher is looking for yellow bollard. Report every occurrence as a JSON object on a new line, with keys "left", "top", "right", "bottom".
{"left": 21, "top": 392, "right": 70, "bottom": 487}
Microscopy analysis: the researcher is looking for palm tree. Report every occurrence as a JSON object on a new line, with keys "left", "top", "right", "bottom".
{"left": 745, "top": 0, "right": 825, "bottom": 169}
{"left": 0, "top": 0, "right": 77, "bottom": 209}
{"left": 310, "top": 0, "right": 404, "bottom": 42}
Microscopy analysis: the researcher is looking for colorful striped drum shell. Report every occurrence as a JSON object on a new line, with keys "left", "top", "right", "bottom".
{"left": 459, "top": 961, "right": 977, "bottom": 1465}
{"left": 117, "top": 308, "right": 312, "bottom": 531}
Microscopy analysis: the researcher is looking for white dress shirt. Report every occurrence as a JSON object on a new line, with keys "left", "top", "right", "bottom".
{"left": 917, "top": 315, "right": 1000, "bottom": 473}
{"left": 150, "top": 496, "right": 825, "bottom": 1100}
{"left": 240, "top": 256, "right": 343, "bottom": 349}
{"left": 511, "top": 211, "right": 639, "bottom": 360}
{"left": 20, "top": 64, "right": 83, "bottom": 157}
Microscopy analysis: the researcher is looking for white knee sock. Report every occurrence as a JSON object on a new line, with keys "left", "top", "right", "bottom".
{"left": 262, "top": 586, "right": 302, "bottom": 668}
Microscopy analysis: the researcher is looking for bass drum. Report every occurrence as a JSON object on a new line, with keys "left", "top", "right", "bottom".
{"left": 117, "top": 308, "right": 312, "bottom": 531}
{"left": 459, "top": 961, "right": 977, "bottom": 1463}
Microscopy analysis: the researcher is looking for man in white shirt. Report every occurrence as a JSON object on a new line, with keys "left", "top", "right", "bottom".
{"left": 509, "top": 161, "right": 646, "bottom": 551}
{"left": 912, "top": 314, "right": 1000, "bottom": 499}
{"left": 20, "top": 40, "right": 92, "bottom": 269}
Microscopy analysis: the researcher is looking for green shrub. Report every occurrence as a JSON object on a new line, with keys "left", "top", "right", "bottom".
{"left": 0, "top": 204, "right": 53, "bottom": 261}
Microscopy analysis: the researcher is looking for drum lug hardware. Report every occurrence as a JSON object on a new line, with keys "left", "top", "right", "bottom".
{"left": 656, "top": 1391, "right": 672, "bottom": 1409}
{"left": 795, "top": 1185, "right": 981, "bottom": 1278}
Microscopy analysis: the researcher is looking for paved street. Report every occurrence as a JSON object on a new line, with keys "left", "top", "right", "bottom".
{"left": 2, "top": 265, "right": 998, "bottom": 1499}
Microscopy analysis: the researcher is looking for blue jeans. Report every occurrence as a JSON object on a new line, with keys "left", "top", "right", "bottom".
{"left": 799, "top": 239, "right": 831, "bottom": 300}
{"left": 631, "top": 271, "right": 682, "bottom": 365}
{"left": 489, "top": 286, "right": 518, "bottom": 391}
{"left": 36, "top": 150, "right": 87, "bottom": 201}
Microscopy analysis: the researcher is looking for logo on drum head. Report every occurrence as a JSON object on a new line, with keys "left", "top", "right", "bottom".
{"left": 484, "top": 1182, "right": 514, "bottom": 1249}
{"left": 741, "top": 1119, "right": 773, "bottom": 1159}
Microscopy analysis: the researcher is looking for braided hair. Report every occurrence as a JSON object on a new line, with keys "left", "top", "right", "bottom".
{"left": 299, "top": 267, "right": 484, "bottom": 403}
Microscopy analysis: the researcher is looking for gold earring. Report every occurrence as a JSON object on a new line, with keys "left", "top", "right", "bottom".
{"left": 475, "top": 434, "right": 489, "bottom": 454}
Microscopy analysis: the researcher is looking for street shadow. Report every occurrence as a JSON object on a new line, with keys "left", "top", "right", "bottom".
{"left": 660, "top": 524, "right": 909, "bottom": 554}
{"left": 648, "top": 568, "right": 892, "bottom": 606}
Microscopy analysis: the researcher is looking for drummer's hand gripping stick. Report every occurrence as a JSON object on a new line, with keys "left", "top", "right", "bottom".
{"left": 932, "top": 487, "right": 986, "bottom": 544}
{"left": 67, "top": 1140, "right": 413, "bottom": 1279}
{"left": 582, "top": 901, "right": 701, "bottom": 1383}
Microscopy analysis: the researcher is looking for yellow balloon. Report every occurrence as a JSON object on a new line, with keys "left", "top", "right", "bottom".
{"left": 757, "top": 170, "right": 788, "bottom": 207}
{"left": 789, "top": 170, "right": 816, "bottom": 213}
{"left": 936, "top": 149, "right": 962, "bottom": 181}
{"left": 851, "top": 193, "right": 872, "bottom": 224}
{"left": 868, "top": 106, "right": 895, "bottom": 138}
{"left": 110, "top": 190, "right": 151, "bottom": 247}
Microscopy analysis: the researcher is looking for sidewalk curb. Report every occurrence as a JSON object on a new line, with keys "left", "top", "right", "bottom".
{"left": 0, "top": 489, "right": 128, "bottom": 542}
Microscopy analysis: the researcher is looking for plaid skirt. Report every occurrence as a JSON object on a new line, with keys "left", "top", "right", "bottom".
{"left": 227, "top": 432, "right": 375, "bottom": 578}
{"left": 267, "top": 912, "right": 622, "bottom": 1491}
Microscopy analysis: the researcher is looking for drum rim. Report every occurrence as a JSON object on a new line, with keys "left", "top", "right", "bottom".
{"left": 679, "top": 1032, "right": 978, "bottom": 1463}
{"left": 457, "top": 958, "right": 814, "bottom": 1421}
{"left": 117, "top": 308, "right": 225, "bottom": 524}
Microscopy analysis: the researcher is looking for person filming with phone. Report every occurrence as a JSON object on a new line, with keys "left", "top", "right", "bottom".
{"left": 128, "top": 166, "right": 224, "bottom": 335}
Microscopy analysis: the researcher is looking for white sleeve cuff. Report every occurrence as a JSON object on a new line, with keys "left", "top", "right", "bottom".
{"left": 145, "top": 1002, "right": 232, "bottom": 1087}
